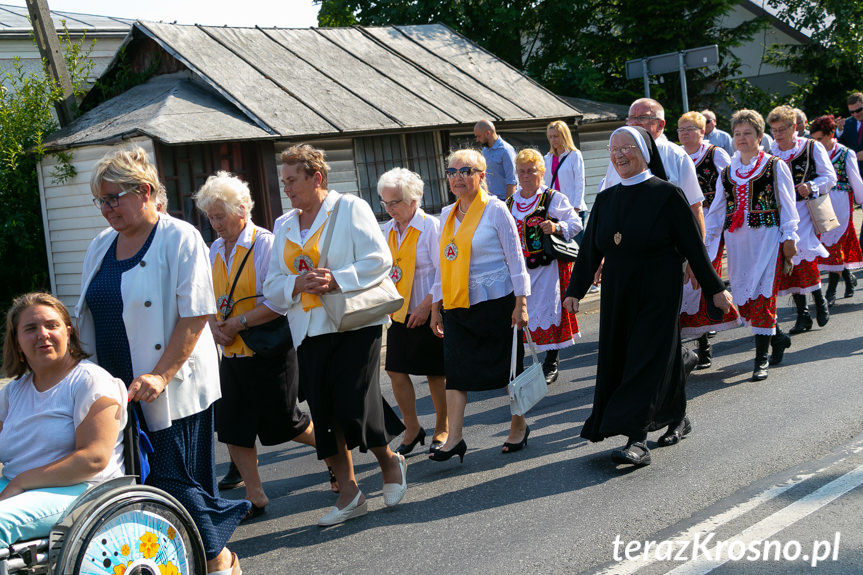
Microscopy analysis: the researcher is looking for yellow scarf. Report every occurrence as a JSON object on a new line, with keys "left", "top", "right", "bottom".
{"left": 213, "top": 229, "right": 257, "bottom": 357}
{"left": 440, "top": 190, "right": 488, "bottom": 309}
{"left": 387, "top": 222, "right": 421, "bottom": 323}
{"left": 282, "top": 223, "right": 326, "bottom": 311}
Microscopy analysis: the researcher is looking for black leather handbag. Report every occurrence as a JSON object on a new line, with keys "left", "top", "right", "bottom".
{"left": 542, "top": 232, "right": 579, "bottom": 262}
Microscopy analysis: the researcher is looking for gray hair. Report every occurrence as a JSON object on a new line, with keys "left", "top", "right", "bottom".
{"left": 377, "top": 167, "right": 424, "bottom": 206}
{"left": 193, "top": 171, "right": 254, "bottom": 218}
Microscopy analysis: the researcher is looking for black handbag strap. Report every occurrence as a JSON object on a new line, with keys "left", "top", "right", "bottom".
{"left": 222, "top": 235, "right": 259, "bottom": 320}
{"left": 550, "top": 152, "right": 569, "bottom": 190}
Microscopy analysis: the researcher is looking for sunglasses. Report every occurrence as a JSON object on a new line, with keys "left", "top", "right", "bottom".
{"left": 445, "top": 167, "right": 479, "bottom": 178}
{"left": 850, "top": 106, "right": 863, "bottom": 114}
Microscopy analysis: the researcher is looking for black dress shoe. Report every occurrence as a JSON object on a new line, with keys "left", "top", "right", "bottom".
{"left": 429, "top": 440, "right": 445, "bottom": 453}
{"left": 241, "top": 502, "right": 266, "bottom": 523}
{"left": 543, "top": 365, "right": 559, "bottom": 384}
{"left": 502, "top": 425, "right": 530, "bottom": 453}
{"left": 657, "top": 416, "right": 691, "bottom": 447}
{"left": 429, "top": 439, "right": 466, "bottom": 462}
{"left": 611, "top": 441, "right": 651, "bottom": 466}
{"left": 395, "top": 428, "right": 426, "bottom": 456}
{"left": 218, "top": 462, "right": 244, "bottom": 490}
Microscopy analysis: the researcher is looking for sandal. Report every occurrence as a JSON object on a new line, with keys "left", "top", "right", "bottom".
{"left": 327, "top": 466, "right": 340, "bottom": 494}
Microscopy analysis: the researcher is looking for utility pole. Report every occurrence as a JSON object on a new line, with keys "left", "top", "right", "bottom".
{"left": 26, "top": 0, "right": 77, "bottom": 126}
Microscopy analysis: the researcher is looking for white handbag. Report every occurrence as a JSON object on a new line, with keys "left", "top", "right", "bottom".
{"left": 318, "top": 196, "right": 404, "bottom": 332}
{"left": 508, "top": 328, "right": 548, "bottom": 416}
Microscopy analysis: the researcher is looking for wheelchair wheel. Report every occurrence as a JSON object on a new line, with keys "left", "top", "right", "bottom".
{"left": 51, "top": 484, "right": 206, "bottom": 575}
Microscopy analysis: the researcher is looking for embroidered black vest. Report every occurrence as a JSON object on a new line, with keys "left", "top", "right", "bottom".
{"left": 786, "top": 139, "right": 816, "bottom": 201}
{"left": 507, "top": 190, "right": 554, "bottom": 269}
{"left": 721, "top": 157, "right": 780, "bottom": 231}
{"left": 695, "top": 145, "right": 720, "bottom": 209}
{"left": 831, "top": 144, "right": 851, "bottom": 194}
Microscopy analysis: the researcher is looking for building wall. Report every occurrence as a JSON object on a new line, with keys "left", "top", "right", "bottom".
{"left": 273, "top": 138, "right": 358, "bottom": 216}
{"left": 38, "top": 137, "right": 154, "bottom": 310}
{"left": 0, "top": 35, "right": 127, "bottom": 88}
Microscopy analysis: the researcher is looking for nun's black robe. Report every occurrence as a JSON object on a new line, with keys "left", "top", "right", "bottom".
{"left": 566, "top": 176, "right": 725, "bottom": 442}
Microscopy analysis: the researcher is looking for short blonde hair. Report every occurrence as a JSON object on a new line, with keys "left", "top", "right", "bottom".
{"left": 767, "top": 105, "right": 796, "bottom": 128}
{"left": 679, "top": 111, "right": 706, "bottom": 130}
{"left": 731, "top": 109, "right": 765, "bottom": 138}
{"left": 546, "top": 120, "right": 576, "bottom": 153}
{"left": 193, "top": 171, "right": 254, "bottom": 219}
{"left": 91, "top": 147, "right": 160, "bottom": 200}
{"left": 447, "top": 149, "right": 487, "bottom": 172}
{"left": 377, "top": 167, "right": 424, "bottom": 206}
{"left": 3, "top": 292, "right": 88, "bottom": 378}
{"left": 515, "top": 148, "right": 545, "bottom": 173}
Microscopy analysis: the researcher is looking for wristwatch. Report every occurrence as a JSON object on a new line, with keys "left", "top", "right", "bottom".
{"left": 239, "top": 314, "right": 248, "bottom": 330}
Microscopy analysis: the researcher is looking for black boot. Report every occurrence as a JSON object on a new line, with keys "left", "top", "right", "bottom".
{"left": 695, "top": 333, "right": 712, "bottom": 370}
{"left": 843, "top": 269, "right": 857, "bottom": 299}
{"left": 812, "top": 289, "right": 829, "bottom": 327}
{"left": 769, "top": 325, "right": 791, "bottom": 365}
{"left": 682, "top": 344, "right": 699, "bottom": 379}
{"left": 788, "top": 294, "right": 813, "bottom": 334}
{"left": 752, "top": 335, "right": 771, "bottom": 381}
{"left": 825, "top": 272, "right": 840, "bottom": 306}
{"left": 542, "top": 349, "right": 559, "bottom": 384}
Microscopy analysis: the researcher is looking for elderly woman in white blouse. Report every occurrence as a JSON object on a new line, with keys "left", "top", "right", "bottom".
{"left": 429, "top": 149, "right": 531, "bottom": 462}
{"left": 378, "top": 168, "right": 448, "bottom": 455}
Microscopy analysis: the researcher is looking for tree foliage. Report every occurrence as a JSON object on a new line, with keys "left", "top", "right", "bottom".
{"left": 0, "top": 28, "right": 93, "bottom": 315}
{"left": 764, "top": 0, "right": 863, "bottom": 115}
{"left": 317, "top": 0, "right": 767, "bottom": 120}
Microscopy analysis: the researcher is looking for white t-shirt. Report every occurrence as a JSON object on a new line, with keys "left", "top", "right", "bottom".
{"left": 0, "top": 360, "right": 127, "bottom": 483}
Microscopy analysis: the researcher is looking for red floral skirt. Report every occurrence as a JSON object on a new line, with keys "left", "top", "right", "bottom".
{"left": 680, "top": 239, "right": 741, "bottom": 335}
{"left": 817, "top": 211, "right": 863, "bottom": 271}
{"left": 777, "top": 258, "right": 821, "bottom": 295}
{"left": 526, "top": 260, "right": 579, "bottom": 348}
{"left": 737, "top": 248, "right": 784, "bottom": 329}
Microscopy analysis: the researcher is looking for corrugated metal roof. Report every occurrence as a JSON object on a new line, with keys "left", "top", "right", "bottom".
{"left": 0, "top": 3, "right": 132, "bottom": 35}
{"left": 46, "top": 21, "right": 580, "bottom": 148}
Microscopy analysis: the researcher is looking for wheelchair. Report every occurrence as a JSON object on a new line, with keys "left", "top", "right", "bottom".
{"left": 0, "top": 410, "right": 207, "bottom": 574}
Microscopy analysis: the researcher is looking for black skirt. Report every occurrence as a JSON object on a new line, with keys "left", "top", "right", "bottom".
{"left": 443, "top": 293, "right": 524, "bottom": 392}
{"left": 216, "top": 352, "right": 310, "bottom": 448}
{"left": 296, "top": 325, "right": 404, "bottom": 460}
{"left": 385, "top": 315, "right": 445, "bottom": 375}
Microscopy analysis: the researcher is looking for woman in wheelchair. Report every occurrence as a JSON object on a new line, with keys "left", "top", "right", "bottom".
{"left": 0, "top": 292, "right": 127, "bottom": 548}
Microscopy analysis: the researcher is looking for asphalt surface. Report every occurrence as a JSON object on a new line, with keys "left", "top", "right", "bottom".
{"left": 221, "top": 271, "right": 863, "bottom": 575}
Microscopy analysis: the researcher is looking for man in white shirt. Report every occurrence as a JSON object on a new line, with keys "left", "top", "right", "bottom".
{"left": 702, "top": 110, "right": 734, "bottom": 156}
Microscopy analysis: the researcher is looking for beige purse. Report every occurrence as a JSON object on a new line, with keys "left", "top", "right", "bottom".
{"left": 807, "top": 193, "right": 840, "bottom": 235}
{"left": 318, "top": 196, "right": 404, "bottom": 332}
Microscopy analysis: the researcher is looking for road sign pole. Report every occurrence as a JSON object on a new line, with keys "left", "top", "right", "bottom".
{"left": 642, "top": 60, "right": 650, "bottom": 98}
{"left": 678, "top": 52, "right": 689, "bottom": 113}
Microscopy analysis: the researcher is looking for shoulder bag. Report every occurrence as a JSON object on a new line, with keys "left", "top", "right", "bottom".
{"left": 807, "top": 193, "right": 840, "bottom": 235}
{"left": 221, "top": 237, "right": 294, "bottom": 358}
{"left": 541, "top": 191, "right": 580, "bottom": 262}
{"left": 318, "top": 196, "right": 404, "bottom": 332}
{"left": 508, "top": 328, "right": 548, "bottom": 416}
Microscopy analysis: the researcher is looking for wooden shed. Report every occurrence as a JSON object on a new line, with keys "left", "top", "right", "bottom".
{"left": 38, "top": 21, "right": 581, "bottom": 308}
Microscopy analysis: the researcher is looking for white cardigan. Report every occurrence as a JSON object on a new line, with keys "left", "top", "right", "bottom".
{"left": 543, "top": 149, "right": 587, "bottom": 212}
{"left": 76, "top": 214, "right": 221, "bottom": 432}
{"left": 264, "top": 191, "right": 393, "bottom": 347}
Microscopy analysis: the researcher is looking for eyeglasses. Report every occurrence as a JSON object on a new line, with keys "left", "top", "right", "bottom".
{"left": 677, "top": 127, "right": 700, "bottom": 133}
{"left": 379, "top": 199, "right": 404, "bottom": 209}
{"left": 607, "top": 145, "right": 639, "bottom": 155}
{"left": 770, "top": 125, "right": 792, "bottom": 135}
{"left": 445, "top": 167, "right": 479, "bottom": 179}
{"left": 517, "top": 168, "right": 540, "bottom": 176}
{"left": 92, "top": 189, "right": 133, "bottom": 209}
{"left": 850, "top": 106, "right": 863, "bottom": 114}
{"left": 627, "top": 115, "right": 660, "bottom": 123}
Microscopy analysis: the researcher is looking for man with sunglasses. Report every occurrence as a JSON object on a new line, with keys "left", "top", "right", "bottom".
{"left": 702, "top": 109, "right": 734, "bottom": 156}
{"left": 837, "top": 93, "right": 863, "bottom": 169}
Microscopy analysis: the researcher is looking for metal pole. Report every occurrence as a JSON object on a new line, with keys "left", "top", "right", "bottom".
{"left": 678, "top": 52, "right": 689, "bottom": 113}
{"left": 642, "top": 60, "right": 650, "bottom": 99}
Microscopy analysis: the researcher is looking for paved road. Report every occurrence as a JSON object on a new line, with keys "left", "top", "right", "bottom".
{"left": 220, "top": 274, "right": 863, "bottom": 575}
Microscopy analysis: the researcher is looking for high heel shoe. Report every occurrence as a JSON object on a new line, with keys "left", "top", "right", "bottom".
{"left": 428, "top": 439, "right": 466, "bottom": 462}
{"left": 395, "top": 428, "right": 426, "bottom": 456}
{"left": 502, "top": 425, "right": 530, "bottom": 453}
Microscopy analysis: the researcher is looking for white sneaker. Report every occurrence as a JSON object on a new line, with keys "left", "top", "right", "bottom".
{"left": 588, "top": 285, "right": 601, "bottom": 294}
{"left": 382, "top": 453, "right": 407, "bottom": 507}
{"left": 317, "top": 490, "right": 367, "bottom": 526}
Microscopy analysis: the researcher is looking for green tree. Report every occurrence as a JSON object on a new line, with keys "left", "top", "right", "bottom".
{"left": 0, "top": 28, "right": 92, "bottom": 317}
{"left": 317, "top": 0, "right": 766, "bottom": 120}
{"left": 764, "top": 0, "right": 863, "bottom": 115}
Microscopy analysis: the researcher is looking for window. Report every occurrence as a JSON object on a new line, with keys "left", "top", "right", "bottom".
{"left": 354, "top": 132, "right": 447, "bottom": 219}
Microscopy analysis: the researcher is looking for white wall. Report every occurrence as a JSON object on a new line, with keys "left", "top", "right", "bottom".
{"left": 0, "top": 35, "right": 126, "bottom": 88}
{"left": 38, "top": 137, "right": 155, "bottom": 310}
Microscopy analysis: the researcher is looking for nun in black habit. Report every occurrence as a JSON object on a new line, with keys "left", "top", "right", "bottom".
{"left": 563, "top": 127, "right": 733, "bottom": 466}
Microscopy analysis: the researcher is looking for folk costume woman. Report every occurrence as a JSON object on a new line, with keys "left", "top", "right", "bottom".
{"left": 429, "top": 149, "right": 531, "bottom": 461}
{"left": 767, "top": 105, "right": 836, "bottom": 333}
{"left": 378, "top": 168, "right": 449, "bottom": 455}
{"left": 809, "top": 115, "right": 863, "bottom": 305}
{"left": 508, "top": 148, "right": 582, "bottom": 384}
{"left": 564, "top": 127, "right": 731, "bottom": 467}
{"left": 676, "top": 111, "right": 741, "bottom": 369}
{"left": 703, "top": 110, "right": 800, "bottom": 382}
